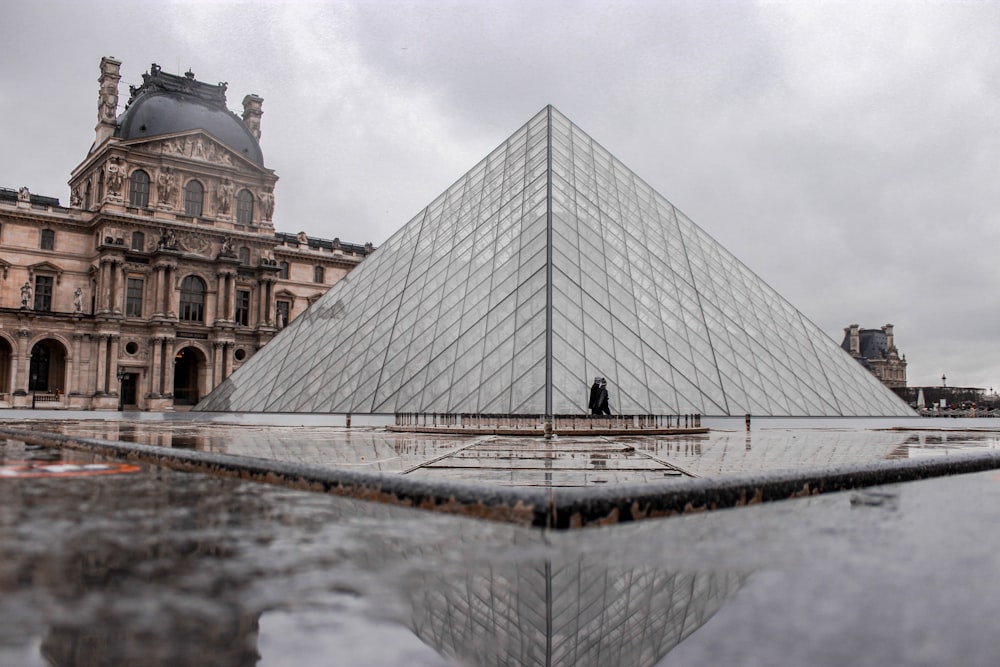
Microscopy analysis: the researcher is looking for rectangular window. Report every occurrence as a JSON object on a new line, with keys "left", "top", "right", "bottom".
{"left": 235, "top": 289, "right": 250, "bottom": 326}
{"left": 275, "top": 300, "right": 290, "bottom": 328}
{"left": 40, "top": 229, "right": 54, "bottom": 250}
{"left": 314, "top": 266, "right": 324, "bottom": 283}
{"left": 34, "top": 276, "right": 53, "bottom": 311}
{"left": 125, "top": 278, "right": 144, "bottom": 317}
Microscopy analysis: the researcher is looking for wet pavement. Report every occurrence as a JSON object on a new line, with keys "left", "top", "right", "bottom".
{"left": 2, "top": 415, "right": 1000, "bottom": 665}
{"left": 5, "top": 415, "right": 1000, "bottom": 486}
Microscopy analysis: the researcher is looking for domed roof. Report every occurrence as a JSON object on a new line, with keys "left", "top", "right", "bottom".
{"left": 115, "top": 65, "right": 264, "bottom": 166}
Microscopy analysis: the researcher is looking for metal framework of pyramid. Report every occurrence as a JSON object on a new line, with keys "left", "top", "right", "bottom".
{"left": 197, "top": 106, "right": 914, "bottom": 417}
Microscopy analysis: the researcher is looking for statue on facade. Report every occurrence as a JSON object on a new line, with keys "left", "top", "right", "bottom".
{"left": 157, "top": 167, "right": 175, "bottom": 205}
{"left": 158, "top": 227, "right": 177, "bottom": 250}
{"left": 219, "top": 236, "right": 236, "bottom": 258}
{"left": 217, "top": 178, "right": 233, "bottom": 214}
{"left": 17, "top": 186, "right": 30, "bottom": 202}
{"left": 259, "top": 188, "right": 275, "bottom": 220}
{"left": 73, "top": 287, "right": 84, "bottom": 312}
{"left": 70, "top": 186, "right": 82, "bottom": 207}
{"left": 106, "top": 158, "right": 126, "bottom": 197}
{"left": 20, "top": 281, "right": 32, "bottom": 309}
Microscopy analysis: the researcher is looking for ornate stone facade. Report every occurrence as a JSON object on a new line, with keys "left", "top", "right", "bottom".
{"left": 841, "top": 323, "right": 907, "bottom": 389}
{"left": 0, "top": 58, "right": 371, "bottom": 410}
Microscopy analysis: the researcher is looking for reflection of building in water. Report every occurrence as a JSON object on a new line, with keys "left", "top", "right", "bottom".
{"left": 0, "top": 470, "right": 268, "bottom": 666}
{"left": 406, "top": 558, "right": 746, "bottom": 666}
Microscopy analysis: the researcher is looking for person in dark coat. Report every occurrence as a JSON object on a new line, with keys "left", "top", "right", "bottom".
{"left": 595, "top": 378, "right": 611, "bottom": 415}
{"left": 588, "top": 377, "right": 602, "bottom": 415}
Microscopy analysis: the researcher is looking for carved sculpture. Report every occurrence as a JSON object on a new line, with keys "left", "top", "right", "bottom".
{"left": 20, "top": 281, "right": 32, "bottom": 309}
{"left": 106, "top": 158, "right": 125, "bottom": 198}
{"left": 157, "top": 167, "right": 175, "bottom": 206}
{"left": 217, "top": 178, "right": 233, "bottom": 214}
{"left": 259, "top": 188, "right": 275, "bottom": 220}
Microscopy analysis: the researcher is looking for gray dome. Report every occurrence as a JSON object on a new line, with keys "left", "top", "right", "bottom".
{"left": 117, "top": 87, "right": 263, "bottom": 165}
{"left": 115, "top": 63, "right": 264, "bottom": 167}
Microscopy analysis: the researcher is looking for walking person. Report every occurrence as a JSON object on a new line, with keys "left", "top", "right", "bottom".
{"left": 596, "top": 378, "right": 611, "bottom": 416}
{"left": 588, "top": 377, "right": 602, "bottom": 415}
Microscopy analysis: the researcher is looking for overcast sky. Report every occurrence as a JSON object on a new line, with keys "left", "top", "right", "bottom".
{"left": 3, "top": 0, "right": 999, "bottom": 390}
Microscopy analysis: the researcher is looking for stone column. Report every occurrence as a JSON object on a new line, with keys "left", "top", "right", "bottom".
{"left": 212, "top": 342, "right": 224, "bottom": 387}
{"left": 266, "top": 279, "right": 275, "bottom": 325}
{"left": 163, "top": 338, "right": 176, "bottom": 398}
{"left": 222, "top": 342, "right": 232, "bottom": 380}
{"left": 224, "top": 274, "right": 234, "bottom": 321}
{"left": 163, "top": 266, "right": 174, "bottom": 316}
{"left": 150, "top": 265, "right": 163, "bottom": 317}
{"left": 149, "top": 337, "right": 163, "bottom": 397}
{"left": 97, "top": 260, "right": 109, "bottom": 314}
{"left": 108, "top": 335, "right": 120, "bottom": 395}
{"left": 95, "top": 334, "right": 108, "bottom": 395}
{"left": 115, "top": 261, "right": 126, "bottom": 314}
{"left": 71, "top": 333, "right": 84, "bottom": 395}
{"left": 14, "top": 329, "right": 30, "bottom": 394}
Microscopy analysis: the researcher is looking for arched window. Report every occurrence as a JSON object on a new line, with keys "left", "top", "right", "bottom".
{"left": 179, "top": 275, "right": 206, "bottom": 322}
{"left": 184, "top": 180, "right": 204, "bottom": 217}
{"left": 236, "top": 189, "right": 254, "bottom": 225}
{"left": 131, "top": 231, "right": 145, "bottom": 251}
{"left": 278, "top": 261, "right": 289, "bottom": 279}
{"left": 84, "top": 180, "right": 92, "bottom": 209}
{"left": 239, "top": 246, "right": 250, "bottom": 265}
{"left": 129, "top": 170, "right": 150, "bottom": 208}
{"left": 314, "top": 265, "right": 325, "bottom": 283}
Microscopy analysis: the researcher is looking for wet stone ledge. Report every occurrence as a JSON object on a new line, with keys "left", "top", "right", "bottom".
{"left": 4, "top": 426, "right": 1000, "bottom": 530}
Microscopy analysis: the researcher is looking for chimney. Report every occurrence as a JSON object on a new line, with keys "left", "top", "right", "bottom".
{"left": 846, "top": 324, "right": 860, "bottom": 355}
{"left": 883, "top": 324, "right": 894, "bottom": 351}
{"left": 95, "top": 57, "right": 122, "bottom": 147}
{"left": 242, "top": 94, "right": 263, "bottom": 140}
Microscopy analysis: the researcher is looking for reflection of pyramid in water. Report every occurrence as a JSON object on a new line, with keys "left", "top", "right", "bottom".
{"left": 198, "top": 106, "right": 913, "bottom": 416}
{"left": 408, "top": 560, "right": 746, "bottom": 667}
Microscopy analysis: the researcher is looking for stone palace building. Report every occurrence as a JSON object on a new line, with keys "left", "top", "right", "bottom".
{"left": 841, "top": 323, "right": 907, "bottom": 389}
{"left": 0, "top": 58, "right": 370, "bottom": 410}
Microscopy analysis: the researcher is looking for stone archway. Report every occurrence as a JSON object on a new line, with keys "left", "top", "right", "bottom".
{"left": 29, "top": 339, "right": 68, "bottom": 393}
{"left": 173, "top": 346, "right": 206, "bottom": 406}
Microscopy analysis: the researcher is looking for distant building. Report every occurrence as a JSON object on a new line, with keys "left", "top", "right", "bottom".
{"left": 0, "top": 58, "right": 371, "bottom": 410}
{"left": 841, "top": 324, "right": 907, "bottom": 389}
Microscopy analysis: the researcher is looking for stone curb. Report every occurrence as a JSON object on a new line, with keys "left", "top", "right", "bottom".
{"left": 4, "top": 426, "right": 1000, "bottom": 530}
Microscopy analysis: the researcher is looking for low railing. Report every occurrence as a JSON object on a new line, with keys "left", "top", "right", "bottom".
{"left": 394, "top": 413, "right": 703, "bottom": 430}
{"left": 31, "top": 392, "right": 62, "bottom": 408}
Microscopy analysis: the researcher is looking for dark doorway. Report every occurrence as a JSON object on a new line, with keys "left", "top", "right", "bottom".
{"left": 0, "top": 337, "right": 11, "bottom": 394}
{"left": 173, "top": 347, "right": 202, "bottom": 405}
{"left": 28, "top": 339, "right": 67, "bottom": 393}
{"left": 122, "top": 373, "right": 138, "bottom": 407}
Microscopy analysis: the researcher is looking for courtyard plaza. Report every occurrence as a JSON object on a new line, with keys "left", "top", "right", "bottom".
{"left": 3, "top": 413, "right": 1000, "bottom": 666}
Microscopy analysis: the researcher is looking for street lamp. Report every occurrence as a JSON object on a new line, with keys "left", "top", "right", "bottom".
{"left": 116, "top": 366, "right": 127, "bottom": 412}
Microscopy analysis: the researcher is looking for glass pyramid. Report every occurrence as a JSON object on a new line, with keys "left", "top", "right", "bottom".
{"left": 197, "top": 106, "right": 914, "bottom": 416}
